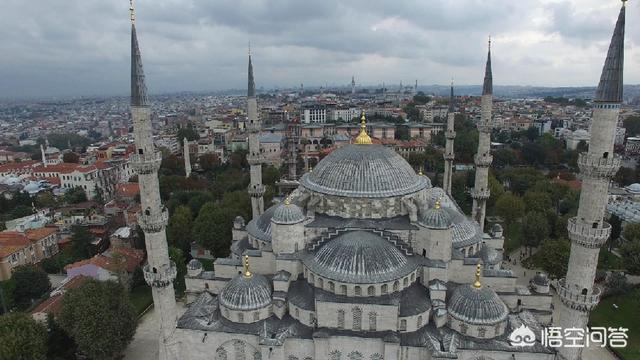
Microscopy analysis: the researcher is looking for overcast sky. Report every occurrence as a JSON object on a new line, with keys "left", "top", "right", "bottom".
{"left": 0, "top": 0, "right": 638, "bottom": 99}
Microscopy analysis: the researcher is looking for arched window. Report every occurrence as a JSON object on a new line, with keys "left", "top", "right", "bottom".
{"left": 309, "top": 274, "right": 315, "bottom": 284}
{"left": 417, "top": 315, "right": 423, "bottom": 327}
{"left": 253, "top": 312, "right": 259, "bottom": 321}
{"left": 368, "top": 312, "right": 377, "bottom": 331}
{"left": 295, "top": 308, "right": 299, "bottom": 318}
{"left": 355, "top": 286, "right": 361, "bottom": 296}
{"left": 393, "top": 281, "right": 399, "bottom": 292}
{"left": 309, "top": 313, "right": 315, "bottom": 325}
{"left": 352, "top": 307, "right": 362, "bottom": 330}
{"left": 340, "top": 285, "right": 347, "bottom": 295}
{"left": 478, "top": 327, "right": 487, "bottom": 338}
{"left": 582, "top": 288, "right": 588, "bottom": 296}
{"left": 381, "top": 284, "right": 388, "bottom": 294}
{"left": 329, "top": 281, "right": 335, "bottom": 292}
{"left": 318, "top": 278, "right": 324, "bottom": 289}
{"left": 399, "top": 319, "right": 407, "bottom": 331}
{"left": 238, "top": 313, "right": 244, "bottom": 322}
{"left": 367, "top": 286, "right": 375, "bottom": 296}
{"left": 337, "top": 309, "right": 345, "bottom": 329}
{"left": 422, "top": 249, "right": 426, "bottom": 257}
{"left": 460, "top": 323, "right": 468, "bottom": 335}
{"left": 411, "top": 273, "right": 415, "bottom": 282}
{"left": 403, "top": 277, "right": 408, "bottom": 287}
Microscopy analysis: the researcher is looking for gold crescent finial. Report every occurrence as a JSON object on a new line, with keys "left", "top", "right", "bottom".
{"left": 622, "top": 0, "right": 628, "bottom": 7}
{"left": 243, "top": 255, "right": 252, "bottom": 278}
{"left": 488, "top": 36, "right": 491, "bottom": 51}
{"left": 418, "top": 167, "right": 423, "bottom": 176}
{"left": 473, "top": 263, "right": 482, "bottom": 288}
{"left": 354, "top": 111, "right": 372, "bottom": 145}
{"left": 435, "top": 198, "right": 441, "bottom": 209}
{"left": 129, "top": 0, "right": 136, "bottom": 24}
{"left": 284, "top": 197, "right": 291, "bottom": 206}
{"left": 248, "top": 41, "right": 251, "bottom": 56}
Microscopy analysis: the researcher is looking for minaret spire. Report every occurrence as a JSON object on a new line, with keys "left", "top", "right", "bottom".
{"left": 129, "top": 4, "right": 177, "bottom": 359}
{"left": 471, "top": 37, "right": 494, "bottom": 231}
{"left": 246, "top": 48, "right": 265, "bottom": 219}
{"left": 556, "top": 4, "right": 625, "bottom": 360}
{"left": 443, "top": 79, "right": 456, "bottom": 195}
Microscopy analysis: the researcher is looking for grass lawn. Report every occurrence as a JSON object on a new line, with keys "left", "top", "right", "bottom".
{"left": 504, "top": 222, "right": 523, "bottom": 254}
{"left": 590, "top": 288, "right": 640, "bottom": 360}
{"left": 197, "top": 257, "right": 214, "bottom": 271}
{"left": 598, "top": 248, "right": 624, "bottom": 270}
{"left": 129, "top": 285, "right": 153, "bottom": 316}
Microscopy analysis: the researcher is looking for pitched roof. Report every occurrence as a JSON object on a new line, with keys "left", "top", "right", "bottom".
{"left": 25, "top": 227, "right": 57, "bottom": 242}
{"left": 0, "top": 231, "right": 31, "bottom": 257}
{"left": 65, "top": 255, "right": 123, "bottom": 273}
{"left": 116, "top": 183, "right": 140, "bottom": 198}
{"left": 110, "top": 247, "right": 145, "bottom": 272}
{"left": 30, "top": 275, "right": 89, "bottom": 316}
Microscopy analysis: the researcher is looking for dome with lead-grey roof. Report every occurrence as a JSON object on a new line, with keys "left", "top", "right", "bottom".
{"left": 304, "top": 230, "right": 417, "bottom": 284}
{"left": 419, "top": 205, "right": 453, "bottom": 229}
{"left": 246, "top": 204, "right": 278, "bottom": 242}
{"left": 187, "top": 259, "right": 202, "bottom": 270}
{"left": 219, "top": 273, "right": 272, "bottom": 311}
{"left": 448, "top": 284, "right": 508, "bottom": 325}
{"left": 479, "top": 245, "right": 502, "bottom": 265}
{"left": 532, "top": 272, "right": 549, "bottom": 286}
{"left": 299, "top": 144, "right": 430, "bottom": 198}
{"left": 446, "top": 208, "right": 483, "bottom": 247}
{"left": 271, "top": 201, "right": 305, "bottom": 224}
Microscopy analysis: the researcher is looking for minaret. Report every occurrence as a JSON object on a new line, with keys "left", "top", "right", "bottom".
{"left": 471, "top": 38, "right": 493, "bottom": 231}
{"left": 246, "top": 48, "right": 265, "bottom": 220}
{"left": 40, "top": 144, "right": 47, "bottom": 168}
{"left": 183, "top": 139, "right": 191, "bottom": 177}
{"left": 556, "top": 4, "right": 625, "bottom": 360}
{"left": 351, "top": 75, "right": 356, "bottom": 95}
{"left": 443, "top": 80, "right": 456, "bottom": 195}
{"left": 128, "top": 2, "right": 177, "bottom": 359}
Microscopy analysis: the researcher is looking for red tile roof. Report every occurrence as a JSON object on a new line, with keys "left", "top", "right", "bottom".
{"left": 25, "top": 227, "right": 57, "bottom": 242}
{"left": 0, "top": 231, "right": 31, "bottom": 257}
{"left": 64, "top": 255, "right": 123, "bottom": 273}
{"left": 116, "top": 183, "right": 140, "bottom": 198}
{"left": 30, "top": 275, "right": 89, "bottom": 316}
{"left": 111, "top": 247, "right": 145, "bottom": 272}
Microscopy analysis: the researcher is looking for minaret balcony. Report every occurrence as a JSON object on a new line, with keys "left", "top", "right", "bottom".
{"left": 477, "top": 123, "right": 492, "bottom": 133}
{"left": 567, "top": 217, "right": 611, "bottom": 249}
{"left": 247, "top": 121, "right": 261, "bottom": 132}
{"left": 143, "top": 262, "right": 177, "bottom": 288}
{"left": 577, "top": 153, "right": 621, "bottom": 179}
{"left": 138, "top": 208, "right": 169, "bottom": 233}
{"left": 470, "top": 188, "right": 490, "bottom": 200}
{"left": 474, "top": 154, "right": 493, "bottom": 167}
{"left": 445, "top": 130, "right": 456, "bottom": 139}
{"left": 556, "top": 278, "right": 601, "bottom": 312}
{"left": 246, "top": 154, "right": 264, "bottom": 165}
{"left": 130, "top": 151, "right": 162, "bottom": 175}
{"left": 444, "top": 153, "right": 455, "bottom": 161}
{"left": 248, "top": 184, "right": 266, "bottom": 197}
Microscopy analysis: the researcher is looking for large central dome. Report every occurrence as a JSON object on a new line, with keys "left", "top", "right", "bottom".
{"left": 300, "top": 144, "right": 430, "bottom": 198}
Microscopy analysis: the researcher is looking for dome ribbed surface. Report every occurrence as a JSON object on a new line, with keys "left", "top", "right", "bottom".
{"left": 246, "top": 204, "right": 278, "bottom": 242}
{"left": 419, "top": 207, "right": 453, "bottom": 229}
{"left": 219, "top": 273, "right": 272, "bottom": 311}
{"left": 272, "top": 202, "right": 305, "bottom": 224}
{"left": 299, "top": 144, "right": 430, "bottom": 198}
{"left": 448, "top": 284, "right": 508, "bottom": 325}
{"left": 305, "top": 230, "right": 416, "bottom": 284}
{"left": 187, "top": 259, "right": 202, "bottom": 270}
{"left": 446, "top": 208, "right": 483, "bottom": 247}
{"left": 533, "top": 272, "right": 550, "bottom": 286}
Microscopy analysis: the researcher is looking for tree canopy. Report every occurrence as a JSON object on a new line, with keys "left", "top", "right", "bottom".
{"left": 0, "top": 312, "right": 48, "bottom": 360}
{"left": 12, "top": 265, "right": 50, "bottom": 309}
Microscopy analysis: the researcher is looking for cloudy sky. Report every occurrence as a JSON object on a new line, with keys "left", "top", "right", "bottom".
{"left": 0, "top": 0, "right": 638, "bottom": 99}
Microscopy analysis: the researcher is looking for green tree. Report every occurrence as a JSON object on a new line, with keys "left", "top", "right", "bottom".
{"left": 0, "top": 312, "right": 47, "bottom": 360}
{"left": 46, "top": 313, "right": 77, "bottom": 360}
{"left": 495, "top": 193, "right": 525, "bottom": 225}
{"left": 177, "top": 124, "right": 199, "bottom": 145}
{"left": 620, "top": 240, "right": 640, "bottom": 275}
{"left": 529, "top": 238, "right": 571, "bottom": 278}
{"left": 193, "top": 202, "right": 226, "bottom": 256}
{"left": 169, "top": 247, "right": 187, "bottom": 295}
{"left": 59, "top": 280, "right": 136, "bottom": 360}
{"left": 623, "top": 115, "right": 640, "bottom": 137}
{"left": 487, "top": 174, "right": 505, "bottom": 210}
{"left": 70, "top": 225, "right": 93, "bottom": 260}
{"left": 167, "top": 205, "right": 193, "bottom": 255}
{"left": 62, "top": 152, "right": 80, "bottom": 163}
{"left": 523, "top": 191, "right": 552, "bottom": 213}
{"left": 35, "top": 192, "right": 57, "bottom": 208}
{"left": 522, "top": 211, "right": 550, "bottom": 251}
{"left": 0, "top": 280, "right": 16, "bottom": 313}
{"left": 64, "top": 187, "right": 87, "bottom": 204}
{"left": 198, "top": 153, "right": 220, "bottom": 172}
{"left": 12, "top": 265, "right": 50, "bottom": 309}
{"left": 609, "top": 214, "right": 623, "bottom": 251}
{"left": 623, "top": 223, "right": 640, "bottom": 242}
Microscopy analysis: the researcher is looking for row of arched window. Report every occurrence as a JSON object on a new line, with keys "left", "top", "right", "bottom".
{"left": 306, "top": 271, "right": 416, "bottom": 297}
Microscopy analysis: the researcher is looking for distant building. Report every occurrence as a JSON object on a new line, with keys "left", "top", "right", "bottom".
{"left": 301, "top": 104, "right": 327, "bottom": 124}
{"left": 625, "top": 136, "right": 640, "bottom": 156}
{"left": 0, "top": 227, "right": 59, "bottom": 281}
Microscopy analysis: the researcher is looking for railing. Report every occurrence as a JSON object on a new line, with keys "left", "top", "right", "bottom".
{"left": 470, "top": 188, "right": 491, "bottom": 200}
{"left": 246, "top": 153, "right": 264, "bottom": 165}
{"left": 474, "top": 154, "right": 493, "bottom": 167}
{"left": 248, "top": 184, "right": 266, "bottom": 197}
{"left": 443, "top": 153, "right": 455, "bottom": 161}
{"left": 477, "top": 123, "right": 492, "bottom": 133}
{"left": 130, "top": 151, "right": 162, "bottom": 175}
{"left": 445, "top": 130, "right": 456, "bottom": 139}
{"left": 138, "top": 208, "right": 169, "bottom": 233}
{"left": 143, "top": 262, "right": 177, "bottom": 288}
{"left": 556, "top": 278, "right": 601, "bottom": 312}
{"left": 567, "top": 217, "right": 611, "bottom": 248}
{"left": 577, "top": 153, "right": 620, "bottom": 179}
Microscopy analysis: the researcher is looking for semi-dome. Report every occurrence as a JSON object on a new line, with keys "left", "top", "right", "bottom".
{"left": 419, "top": 202, "right": 453, "bottom": 229}
{"left": 272, "top": 200, "right": 305, "bottom": 224}
{"left": 448, "top": 284, "right": 509, "bottom": 325}
{"left": 219, "top": 273, "right": 272, "bottom": 311}
{"left": 299, "top": 144, "right": 430, "bottom": 198}
{"left": 304, "top": 230, "right": 416, "bottom": 284}
{"left": 446, "top": 208, "right": 483, "bottom": 247}
{"left": 246, "top": 204, "right": 278, "bottom": 242}
{"left": 478, "top": 245, "right": 501, "bottom": 265}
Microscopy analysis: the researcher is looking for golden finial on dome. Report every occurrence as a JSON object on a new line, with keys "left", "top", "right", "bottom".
{"left": 284, "top": 197, "right": 291, "bottom": 206}
{"left": 354, "top": 111, "right": 372, "bottom": 145}
{"left": 243, "top": 255, "right": 252, "bottom": 278}
{"left": 129, "top": 0, "right": 136, "bottom": 24}
{"left": 418, "top": 167, "right": 423, "bottom": 176}
{"left": 473, "top": 263, "right": 482, "bottom": 288}
{"left": 435, "top": 198, "right": 441, "bottom": 210}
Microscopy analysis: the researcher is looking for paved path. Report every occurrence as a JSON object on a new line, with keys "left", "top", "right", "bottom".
{"left": 124, "top": 302, "right": 187, "bottom": 360}
{"left": 48, "top": 274, "right": 66, "bottom": 288}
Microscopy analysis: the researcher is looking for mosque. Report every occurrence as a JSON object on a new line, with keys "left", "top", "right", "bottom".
{"left": 127, "top": 0, "right": 628, "bottom": 359}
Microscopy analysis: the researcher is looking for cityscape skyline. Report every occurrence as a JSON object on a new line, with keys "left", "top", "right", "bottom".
{"left": 1, "top": 0, "right": 639, "bottom": 99}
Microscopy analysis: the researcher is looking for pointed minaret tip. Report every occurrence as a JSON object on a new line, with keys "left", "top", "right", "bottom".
{"left": 130, "top": 0, "right": 148, "bottom": 107}
{"left": 248, "top": 46, "right": 256, "bottom": 98}
{"left": 595, "top": 1, "right": 626, "bottom": 102}
{"left": 449, "top": 78, "right": 455, "bottom": 112}
{"left": 482, "top": 36, "right": 493, "bottom": 96}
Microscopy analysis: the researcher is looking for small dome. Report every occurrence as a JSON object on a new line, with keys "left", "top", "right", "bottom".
{"left": 448, "top": 284, "right": 509, "bottom": 325}
{"left": 446, "top": 208, "right": 483, "bottom": 247}
{"left": 246, "top": 204, "right": 278, "bottom": 242}
{"left": 532, "top": 272, "right": 550, "bottom": 286}
{"left": 187, "top": 259, "right": 202, "bottom": 270}
{"left": 219, "top": 273, "right": 272, "bottom": 311}
{"left": 479, "top": 246, "right": 501, "bottom": 265}
{"left": 304, "top": 230, "right": 416, "bottom": 284}
{"left": 272, "top": 200, "right": 305, "bottom": 224}
{"left": 419, "top": 204, "right": 453, "bottom": 229}
{"left": 491, "top": 223, "right": 503, "bottom": 233}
